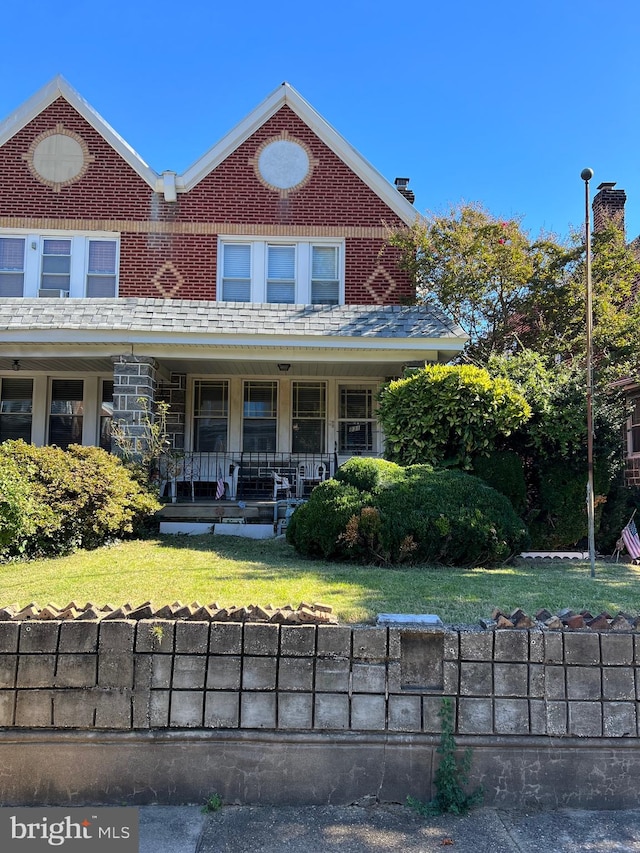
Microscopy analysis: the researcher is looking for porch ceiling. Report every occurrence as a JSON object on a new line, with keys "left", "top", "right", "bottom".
{"left": 0, "top": 352, "right": 429, "bottom": 378}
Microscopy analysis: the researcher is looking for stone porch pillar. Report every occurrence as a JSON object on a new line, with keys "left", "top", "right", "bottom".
{"left": 111, "top": 355, "right": 158, "bottom": 457}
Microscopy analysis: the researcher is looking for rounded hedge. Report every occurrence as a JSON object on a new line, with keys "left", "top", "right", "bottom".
{"left": 0, "top": 440, "right": 160, "bottom": 561}
{"left": 287, "top": 459, "right": 529, "bottom": 566}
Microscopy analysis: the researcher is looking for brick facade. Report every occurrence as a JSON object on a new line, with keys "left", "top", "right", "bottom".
{"left": 0, "top": 96, "right": 414, "bottom": 304}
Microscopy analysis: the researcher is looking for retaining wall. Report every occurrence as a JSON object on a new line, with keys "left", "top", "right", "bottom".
{"left": 1, "top": 620, "right": 640, "bottom": 807}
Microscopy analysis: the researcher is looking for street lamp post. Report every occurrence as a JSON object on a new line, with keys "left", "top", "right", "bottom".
{"left": 581, "top": 167, "right": 596, "bottom": 578}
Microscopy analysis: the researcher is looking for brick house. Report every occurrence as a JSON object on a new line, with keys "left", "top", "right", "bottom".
{"left": 0, "top": 77, "right": 465, "bottom": 512}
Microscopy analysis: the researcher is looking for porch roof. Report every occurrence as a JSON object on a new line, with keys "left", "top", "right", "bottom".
{"left": 0, "top": 298, "right": 464, "bottom": 340}
{"left": 0, "top": 299, "right": 467, "bottom": 373}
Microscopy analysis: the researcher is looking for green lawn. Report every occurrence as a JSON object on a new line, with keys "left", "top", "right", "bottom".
{"left": 2, "top": 535, "right": 639, "bottom": 624}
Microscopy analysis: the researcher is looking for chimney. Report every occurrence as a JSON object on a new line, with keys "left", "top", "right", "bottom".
{"left": 394, "top": 177, "right": 415, "bottom": 204}
{"left": 592, "top": 181, "right": 626, "bottom": 234}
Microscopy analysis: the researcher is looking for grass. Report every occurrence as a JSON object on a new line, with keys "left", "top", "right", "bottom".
{"left": 2, "top": 535, "right": 640, "bottom": 624}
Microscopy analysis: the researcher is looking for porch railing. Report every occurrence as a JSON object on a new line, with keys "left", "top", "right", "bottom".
{"left": 159, "top": 451, "right": 336, "bottom": 502}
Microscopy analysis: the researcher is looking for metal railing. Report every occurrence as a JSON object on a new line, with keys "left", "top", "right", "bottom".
{"left": 159, "top": 451, "right": 336, "bottom": 502}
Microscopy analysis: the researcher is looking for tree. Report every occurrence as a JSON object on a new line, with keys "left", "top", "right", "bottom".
{"left": 390, "top": 206, "right": 640, "bottom": 381}
{"left": 389, "top": 203, "right": 567, "bottom": 359}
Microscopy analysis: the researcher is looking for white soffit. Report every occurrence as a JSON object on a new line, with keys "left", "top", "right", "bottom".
{"left": 0, "top": 76, "right": 158, "bottom": 190}
{"left": 179, "top": 83, "right": 420, "bottom": 226}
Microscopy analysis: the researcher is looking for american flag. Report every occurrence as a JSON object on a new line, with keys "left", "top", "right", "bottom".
{"left": 622, "top": 517, "right": 640, "bottom": 560}
{"left": 215, "top": 479, "right": 225, "bottom": 500}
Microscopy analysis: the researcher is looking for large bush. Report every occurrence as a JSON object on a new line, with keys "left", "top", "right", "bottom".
{"left": 377, "top": 364, "right": 530, "bottom": 469}
{"left": 0, "top": 441, "right": 160, "bottom": 561}
{"left": 287, "top": 460, "right": 528, "bottom": 566}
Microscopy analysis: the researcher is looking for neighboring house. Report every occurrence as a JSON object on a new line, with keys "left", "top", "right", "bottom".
{"left": 589, "top": 182, "right": 640, "bottom": 489}
{"left": 0, "top": 77, "right": 466, "bottom": 505}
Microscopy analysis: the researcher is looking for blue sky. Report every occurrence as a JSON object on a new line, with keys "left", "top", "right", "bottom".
{"left": 2, "top": 0, "right": 639, "bottom": 241}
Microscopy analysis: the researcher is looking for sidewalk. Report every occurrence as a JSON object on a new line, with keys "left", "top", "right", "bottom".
{"left": 140, "top": 803, "right": 640, "bottom": 852}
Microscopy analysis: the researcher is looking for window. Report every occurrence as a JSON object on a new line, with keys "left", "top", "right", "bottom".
{"left": 267, "top": 245, "right": 295, "bottom": 303}
{"left": 311, "top": 246, "right": 339, "bottom": 304}
{"left": 193, "top": 380, "right": 228, "bottom": 451}
{"left": 243, "top": 381, "right": 277, "bottom": 451}
{"left": 292, "top": 382, "right": 326, "bottom": 453}
{"left": 87, "top": 241, "right": 117, "bottom": 297}
{"left": 0, "top": 378, "right": 33, "bottom": 442}
{"left": 41, "top": 239, "right": 71, "bottom": 293}
{"left": 0, "top": 237, "right": 25, "bottom": 297}
{"left": 0, "top": 231, "right": 119, "bottom": 297}
{"left": 219, "top": 239, "right": 342, "bottom": 304}
{"left": 338, "top": 387, "right": 375, "bottom": 454}
{"left": 629, "top": 399, "right": 640, "bottom": 455}
{"left": 99, "top": 380, "right": 114, "bottom": 451}
{"left": 222, "top": 244, "right": 251, "bottom": 301}
{"left": 49, "top": 379, "right": 84, "bottom": 448}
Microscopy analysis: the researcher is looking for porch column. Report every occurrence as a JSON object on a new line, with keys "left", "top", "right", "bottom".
{"left": 111, "top": 355, "right": 158, "bottom": 457}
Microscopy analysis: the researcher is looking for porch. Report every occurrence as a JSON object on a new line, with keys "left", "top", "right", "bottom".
{"left": 156, "top": 451, "right": 337, "bottom": 536}
{"left": 159, "top": 451, "right": 337, "bottom": 503}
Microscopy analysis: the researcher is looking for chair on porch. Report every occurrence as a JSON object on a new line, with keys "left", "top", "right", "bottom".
{"left": 160, "top": 454, "right": 201, "bottom": 503}
{"left": 272, "top": 471, "right": 293, "bottom": 500}
{"left": 296, "top": 461, "right": 328, "bottom": 497}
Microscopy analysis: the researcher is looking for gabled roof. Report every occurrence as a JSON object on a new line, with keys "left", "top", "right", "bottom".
{"left": 178, "top": 83, "right": 420, "bottom": 225}
{"left": 0, "top": 76, "right": 158, "bottom": 189}
{"left": 0, "top": 78, "right": 419, "bottom": 224}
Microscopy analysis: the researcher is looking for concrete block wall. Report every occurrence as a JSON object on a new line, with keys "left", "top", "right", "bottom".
{"left": 3, "top": 620, "right": 640, "bottom": 807}
{"left": 2, "top": 620, "right": 640, "bottom": 740}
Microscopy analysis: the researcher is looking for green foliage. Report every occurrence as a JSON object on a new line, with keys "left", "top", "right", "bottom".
{"left": 0, "top": 440, "right": 160, "bottom": 561}
{"left": 201, "top": 793, "right": 223, "bottom": 814}
{"left": 333, "top": 456, "right": 406, "bottom": 493}
{"left": 407, "top": 698, "right": 483, "bottom": 816}
{"left": 388, "top": 203, "right": 567, "bottom": 358}
{"left": 286, "top": 462, "right": 529, "bottom": 567}
{"left": 0, "top": 453, "right": 38, "bottom": 553}
{"left": 472, "top": 450, "right": 527, "bottom": 515}
{"left": 111, "top": 398, "right": 172, "bottom": 492}
{"left": 285, "top": 479, "right": 365, "bottom": 559}
{"left": 377, "top": 364, "right": 530, "bottom": 469}
{"left": 487, "top": 351, "right": 626, "bottom": 548}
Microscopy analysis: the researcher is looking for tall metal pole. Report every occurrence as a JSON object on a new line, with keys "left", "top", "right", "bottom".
{"left": 581, "top": 168, "right": 596, "bottom": 578}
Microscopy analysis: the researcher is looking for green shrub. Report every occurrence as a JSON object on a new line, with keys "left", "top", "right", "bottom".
{"left": 472, "top": 450, "right": 527, "bottom": 515}
{"left": 287, "top": 461, "right": 529, "bottom": 567}
{"left": 0, "top": 441, "right": 160, "bottom": 561}
{"left": 0, "top": 453, "right": 38, "bottom": 554}
{"left": 286, "top": 479, "right": 364, "bottom": 559}
{"left": 377, "top": 364, "right": 530, "bottom": 469}
{"left": 333, "top": 456, "right": 406, "bottom": 494}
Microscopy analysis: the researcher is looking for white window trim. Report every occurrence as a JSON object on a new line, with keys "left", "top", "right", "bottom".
{"left": 0, "top": 228, "right": 120, "bottom": 298}
{"left": 217, "top": 236, "right": 344, "bottom": 305}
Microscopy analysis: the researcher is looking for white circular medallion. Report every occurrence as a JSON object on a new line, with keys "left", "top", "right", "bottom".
{"left": 32, "top": 134, "right": 86, "bottom": 184}
{"left": 258, "top": 140, "right": 310, "bottom": 190}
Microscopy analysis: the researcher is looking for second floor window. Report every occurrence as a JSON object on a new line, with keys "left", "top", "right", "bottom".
{"left": 219, "top": 239, "right": 342, "bottom": 305}
{"left": 0, "top": 231, "right": 119, "bottom": 298}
